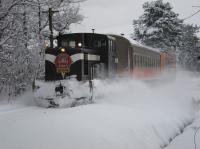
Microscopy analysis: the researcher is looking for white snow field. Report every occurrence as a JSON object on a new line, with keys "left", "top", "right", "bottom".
{"left": 0, "top": 70, "right": 200, "bottom": 149}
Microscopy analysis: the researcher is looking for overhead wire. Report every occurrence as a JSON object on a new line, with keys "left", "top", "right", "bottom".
{"left": 183, "top": 6, "right": 200, "bottom": 21}
{"left": 183, "top": 9, "right": 200, "bottom": 21}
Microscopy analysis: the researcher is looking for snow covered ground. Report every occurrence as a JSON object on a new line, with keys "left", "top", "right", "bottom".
{"left": 166, "top": 111, "right": 200, "bottom": 149}
{"left": 0, "top": 70, "right": 200, "bottom": 149}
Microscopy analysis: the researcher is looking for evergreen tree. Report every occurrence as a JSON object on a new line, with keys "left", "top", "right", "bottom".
{"left": 132, "top": 0, "right": 183, "bottom": 52}
{"left": 178, "top": 24, "right": 200, "bottom": 70}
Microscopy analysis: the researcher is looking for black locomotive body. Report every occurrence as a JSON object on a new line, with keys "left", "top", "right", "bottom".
{"left": 45, "top": 33, "right": 117, "bottom": 81}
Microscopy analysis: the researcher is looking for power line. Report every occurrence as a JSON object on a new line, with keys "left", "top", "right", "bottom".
{"left": 183, "top": 9, "right": 200, "bottom": 21}
{"left": 183, "top": 6, "right": 200, "bottom": 21}
{"left": 192, "top": 6, "right": 200, "bottom": 8}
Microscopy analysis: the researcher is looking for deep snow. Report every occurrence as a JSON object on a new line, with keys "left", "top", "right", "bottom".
{"left": 0, "top": 70, "right": 200, "bottom": 149}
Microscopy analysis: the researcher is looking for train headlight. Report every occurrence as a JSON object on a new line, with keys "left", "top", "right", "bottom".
{"left": 78, "top": 42, "right": 82, "bottom": 47}
{"left": 61, "top": 48, "right": 65, "bottom": 52}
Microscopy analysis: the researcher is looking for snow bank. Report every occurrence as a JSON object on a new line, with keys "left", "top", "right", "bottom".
{"left": 165, "top": 110, "right": 200, "bottom": 149}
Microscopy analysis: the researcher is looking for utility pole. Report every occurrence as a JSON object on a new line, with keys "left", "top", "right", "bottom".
{"left": 23, "top": 0, "right": 28, "bottom": 48}
{"left": 43, "top": 8, "right": 59, "bottom": 48}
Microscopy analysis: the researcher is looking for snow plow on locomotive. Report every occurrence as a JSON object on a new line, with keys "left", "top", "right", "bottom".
{"left": 34, "top": 33, "right": 176, "bottom": 108}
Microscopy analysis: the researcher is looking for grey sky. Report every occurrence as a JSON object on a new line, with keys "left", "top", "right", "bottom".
{"left": 71, "top": 0, "right": 200, "bottom": 37}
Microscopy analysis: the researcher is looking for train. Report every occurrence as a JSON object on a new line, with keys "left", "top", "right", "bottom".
{"left": 45, "top": 33, "right": 176, "bottom": 80}
{"left": 35, "top": 33, "right": 176, "bottom": 107}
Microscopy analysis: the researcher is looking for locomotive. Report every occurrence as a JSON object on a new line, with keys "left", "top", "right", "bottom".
{"left": 35, "top": 33, "right": 176, "bottom": 107}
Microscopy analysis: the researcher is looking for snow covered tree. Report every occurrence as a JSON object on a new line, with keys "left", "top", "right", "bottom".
{"left": 178, "top": 24, "right": 200, "bottom": 70}
{"left": 0, "top": 0, "right": 37, "bottom": 97}
{"left": 0, "top": 0, "right": 85, "bottom": 98}
{"left": 27, "top": 0, "right": 85, "bottom": 79}
{"left": 132, "top": 0, "right": 183, "bottom": 52}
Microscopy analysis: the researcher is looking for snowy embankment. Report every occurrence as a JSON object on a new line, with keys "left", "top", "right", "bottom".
{"left": 166, "top": 111, "right": 200, "bottom": 149}
{"left": 0, "top": 71, "right": 200, "bottom": 149}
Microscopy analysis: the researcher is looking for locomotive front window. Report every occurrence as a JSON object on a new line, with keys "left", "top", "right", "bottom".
{"left": 61, "top": 40, "right": 68, "bottom": 47}
{"left": 69, "top": 41, "right": 76, "bottom": 48}
{"left": 60, "top": 40, "right": 76, "bottom": 48}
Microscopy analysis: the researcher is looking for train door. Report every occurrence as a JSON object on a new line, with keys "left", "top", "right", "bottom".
{"left": 108, "top": 39, "right": 117, "bottom": 77}
{"left": 128, "top": 47, "right": 134, "bottom": 72}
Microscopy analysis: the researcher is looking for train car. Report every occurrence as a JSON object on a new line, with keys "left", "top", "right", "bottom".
{"left": 111, "top": 35, "right": 166, "bottom": 79}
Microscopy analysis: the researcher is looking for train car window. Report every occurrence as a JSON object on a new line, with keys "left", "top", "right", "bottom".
{"left": 153, "top": 59, "right": 154, "bottom": 68}
{"left": 135, "top": 55, "right": 137, "bottom": 67}
{"left": 139, "top": 56, "right": 142, "bottom": 68}
{"left": 138, "top": 56, "right": 140, "bottom": 68}
{"left": 143, "top": 57, "right": 145, "bottom": 68}
{"left": 150, "top": 58, "right": 152, "bottom": 68}
{"left": 139, "top": 56, "right": 141, "bottom": 68}
{"left": 94, "top": 41, "right": 98, "bottom": 47}
{"left": 133, "top": 55, "right": 136, "bottom": 67}
{"left": 148, "top": 58, "right": 150, "bottom": 68}
{"left": 137, "top": 55, "right": 139, "bottom": 68}
{"left": 156, "top": 60, "right": 158, "bottom": 67}
{"left": 136, "top": 55, "right": 137, "bottom": 67}
{"left": 146, "top": 58, "right": 148, "bottom": 68}
{"left": 109, "top": 40, "right": 112, "bottom": 52}
{"left": 149, "top": 58, "right": 151, "bottom": 68}
{"left": 110, "top": 40, "right": 113, "bottom": 51}
{"left": 143, "top": 56, "right": 145, "bottom": 68}
{"left": 141, "top": 56, "right": 143, "bottom": 68}
{"left": 136, "top": 55, "right": 138, "bottom": 68}
{"left": 94, "top": 40, "right": 101, "bottom": 48}
{"left": 101, "top": 40, "right": 107, "bottom": 47}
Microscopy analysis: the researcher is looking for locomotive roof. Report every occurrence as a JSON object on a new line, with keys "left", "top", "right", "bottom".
{"left": 57, "top": 33, "right": 161, "bottom": 53}
{"left": 57, "top": 32, "right": 115, "bottom": 40}
{"left": 109, "top": 34, "right": 160, "bottom": 53}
